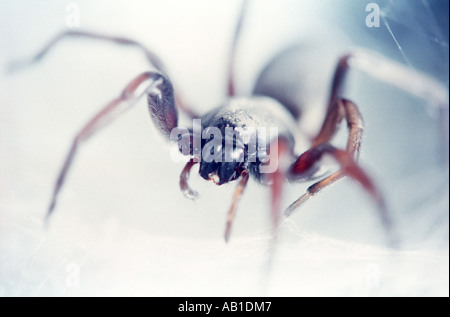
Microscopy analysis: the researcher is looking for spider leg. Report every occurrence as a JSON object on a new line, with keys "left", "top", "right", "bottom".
{"left": 329, "top": 50, "right": 449, "bottom": 161}
{"left": 223, "top": 137, "right": 290, "bottom": 243}
{"left": 180, "top": 160, "right": 199, "bottom": 200}
{"left": 286, "top": 98, "right": 363, "bottom": 190}
{"left": 285, "top": 143, "right": 393, "bottom": 242}
{"left": 329, "top": 50, "right": 448, "bottom": 111}
{"left": 224, "top": 171, "right": 249, "bottom": 242}
{"left": 264, "top": 137, "right": 290, "bottom": 270}
{"left": 285, "top": 97, "right": 394, "bottom": 242}
{"left": 46, "top": 71, "right": 176, "bottom": 221}
{"left": 227, "top": 0, "right": 248, "bottom": 97}
{"left": 284, "top": 49, "right": 449, "bottom": 241}
{"left": 312, "top": 98, "right": 363, "bottom": 159}
{"left": 9, "top": 30, "right": 199, "bottom": 119}
{"left": 286, "top": 144, "right": 386, "bottom": 217}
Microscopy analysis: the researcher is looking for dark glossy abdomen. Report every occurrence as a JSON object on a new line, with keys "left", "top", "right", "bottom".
{"left": 252, "top": 43, "right": 345, "bottom": 131}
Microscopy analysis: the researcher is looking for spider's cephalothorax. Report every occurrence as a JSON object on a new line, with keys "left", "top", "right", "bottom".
{"left": 197, "top": 97, "right": 297, "bottom": 186}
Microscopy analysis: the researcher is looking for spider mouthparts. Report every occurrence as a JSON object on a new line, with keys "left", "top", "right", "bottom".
{"left": 208, "top": 172, "right": 221, "bottom": 185}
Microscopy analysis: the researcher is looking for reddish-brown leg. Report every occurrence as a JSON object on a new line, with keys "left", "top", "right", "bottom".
{"left": 286, "top": 98, "right": 365, "bottom": 211}
{"left": 286, "top": 98, "right": 363, "bottom": 191}
{"left": 46, "top": 71, "right": 173, "bottom": 221}
{"left": 285, "top": 98, "right": 394, "bottom": 241}
{"left": 265, "top": 137, "right": 291, "bottom": 270}
{"left": 180, "top": 160, "right": 199, "bottom": 200}
{"left": 286, "top": 144, "right": 388, "bottom": 225}
{"left": 268, "top": 138, "right": 291, "bottom": 233}
{"left": 328, "top": 51, "right": 448, "bottom": 114}
{"left": 10, "top": 30, "right": 199, "bottom": 119}
{"left": 328, "top": 51, "right": 448, "bottom": 161}
{"left": 224, "top": 171, "right": 250, "bottom": 242}
{"left": 311, "top": 99, "right": 363, "bottom": 158}
{"left": 223, "top": 137, "right": 291, "bottom": 243}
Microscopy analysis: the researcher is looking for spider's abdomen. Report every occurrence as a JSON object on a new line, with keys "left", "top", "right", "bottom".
{"left": 253, "top": 41, "right": 350, "bottom": 136}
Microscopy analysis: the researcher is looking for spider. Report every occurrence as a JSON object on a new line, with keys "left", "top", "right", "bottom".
{"left": 13, "top": 1, "right": 448, "bottom": 244}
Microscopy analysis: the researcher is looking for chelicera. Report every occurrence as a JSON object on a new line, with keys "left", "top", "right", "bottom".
{"left": 15, "top": 1, "right": 448, "bottom": 244}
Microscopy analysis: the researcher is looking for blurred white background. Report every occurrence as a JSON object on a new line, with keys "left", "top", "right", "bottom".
{"left": 0, "top": 0, "right": 448, "bottom": 296}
